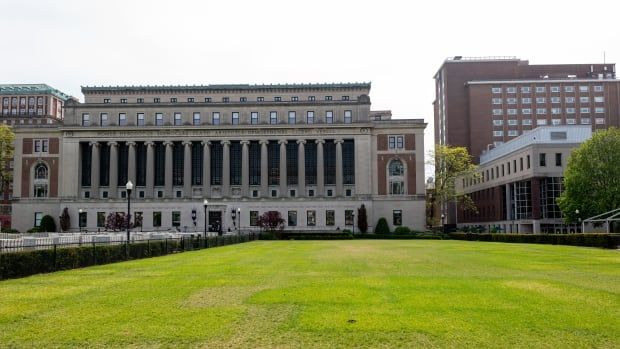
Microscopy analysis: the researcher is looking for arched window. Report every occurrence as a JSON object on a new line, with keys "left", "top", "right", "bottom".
{"left": 33, "top": 163, "right": 49, "bottom": 198}
{"left": 388, "top": 159, "right": 405, "bottom": 195}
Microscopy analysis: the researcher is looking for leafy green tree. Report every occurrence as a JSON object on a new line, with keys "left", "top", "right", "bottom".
{"left": 558, "top": 128, "right": 620, "bottom": 223}
{"left": 39, "top": 215, "right": 57, "bottom": 233}
{"left": 0, "top": 125, "right": 15, "bottom": 194}
{"left": 428, "top": 144, "right": 479, "bottom": 221}
{"left": 374, "top": 217, "right": 390, "bottom": 234}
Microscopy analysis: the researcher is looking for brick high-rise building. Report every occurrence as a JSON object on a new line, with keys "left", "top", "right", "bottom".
{"left": 433, "top": 56, "right": 618, "bottom": 162}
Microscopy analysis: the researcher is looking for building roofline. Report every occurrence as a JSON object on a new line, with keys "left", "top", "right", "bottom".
{"left": 81, "top": 82, "right": 372, "bottom": 94}
{"left": 467, "top": 78, "right": 618, "bottom": 85}
{"left": 433, "top": 56, "right": 523, "bottom": 79}
{"left": 0, "top": 84, "right": 73, "bottom": 100}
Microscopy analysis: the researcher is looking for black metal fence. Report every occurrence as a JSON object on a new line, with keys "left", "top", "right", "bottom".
{"left": 0, "top": 234, "right": 257, "bottom": 280}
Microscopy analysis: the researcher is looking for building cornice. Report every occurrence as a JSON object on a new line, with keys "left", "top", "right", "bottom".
{"left": 81, "top": 82, "right": 372, "bottom": 94}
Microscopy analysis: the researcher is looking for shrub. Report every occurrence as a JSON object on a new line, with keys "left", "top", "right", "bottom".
{"left": 393, "top": 226, "right": 412, "bottom": 235}
{"left": 448, "top": 233, "right": 619, "bottom": 249}
{"left": 374, "top": 218, "right": 390, "bottom": 234}
{"left": 39, "top": 215, "right": 57, "bottom": 233}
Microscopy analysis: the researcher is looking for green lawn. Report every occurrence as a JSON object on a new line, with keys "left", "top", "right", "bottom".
{"left": 0, "top": 240, "right": 618, "bottom": 348}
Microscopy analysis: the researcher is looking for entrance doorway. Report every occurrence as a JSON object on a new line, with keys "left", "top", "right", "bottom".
{"left": 209, "top": 211, "right": 222, "bottom": 235}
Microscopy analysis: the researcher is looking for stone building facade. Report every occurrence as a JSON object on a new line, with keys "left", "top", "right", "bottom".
{"left": 11, "top": 83, "right": 427, "bottom": 233}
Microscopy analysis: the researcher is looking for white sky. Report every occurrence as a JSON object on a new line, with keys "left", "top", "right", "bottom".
{"left": 1, "top": 0, "right": 619, "bottom": 177}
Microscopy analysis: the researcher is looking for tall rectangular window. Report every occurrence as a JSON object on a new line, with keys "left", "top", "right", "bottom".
{"left": 249, "top": 141, "right": 261, "bottom": 185}
{"left": 210, "top": 142, "right": 223, "bottom": 185}
{"left": 307, "top": 210, "right": 316, "bottom": 226}
{"left": 191, "top": 142, "right": 203, "bottom": 185}
{"left": 251, "top": 112, "right": 259, "bottom": 125}
{"left": 326, "top": 111, "right": 333, "bottom": 124}
{"left": 250, "top": 211, "right": 259, "bottom": 226}
{"left": 155, "top": 113, "right": 163, "bottom": 126}
{"left": 326, "top": 210, "right": 335, "bottom": 226}
{"left": 305, "top": 142, "right": 317, "bottom": 185}
{"left": 307, "top": 111, "right": 314, "bottom": 124}
{"left": 193, "top": 112, "right": 201, "bottom": 125}
{"left": 268, "top": 142, "right": 280, "bottom": 185}
{"left": 136, "top": 113, "right": 144, "bottom": 126}
{"left": 555, "top": 153, "right": 562, "bottom": 166}
{"left": 34, "top": 212, "right": 43, "bottom": 227}
{"left": 119, "top": 113, "right": 127, "bottom": 126}
{"left": 97, "top": 212, "right": 106, "bottom": 228}
{"left": 230, "top": 141, "right": 242, "bottom": 185}
{"left": 174, "top": 112, "right": 182, "bottom": 126}
{"left": 539, "top": 153, "right": 546, "bottom": 167}
{"left": 286, "top": 142, "right": 298, "bottom": 185}
{"left": 288, "top": 111, "right": 296, "bottom": 124}
{"left": 344, "top": 110, "right": 352, "bottom": 124}
{"left": 173, "top": 142, "right": 184, "bottom": 185}
{"left": 136, "top": 142, "right": 146, "bottom": 186}
{"left": 343, "top": 140, "right": 355, "bottom": 185}
{"left": 154, "top": 142, "right": 165, "bottom": 186}
{"left": 82, "top": 113, "right": 90, "bottom": 126}
{"left": 153, "top": 212, "right": 162, "bottom": 227}
{"left": 81, "top": 142, "right": 92, "bottom": 186}
{"left": 345, "top": 210, "right": 354, "bottom": 226}
{"left": 212, "top": 112, "right": 220, "bottom": 125}
{"left": 117, "top": 142, "right": 128, "bottom": 186}
{"left": 172, "top": 211, "right": 181, "bottom": 227}
{"left": 98, "top": 113, "right": 108, "bottom": 126}
{"left": 99, "top": 144, "right": 110, "bottom": 186}
{"left": 393, "top": 210, "right": 402, "bottom": 226}
{"left": 324, "top": 141, "right": 336, "bottom": 185}
{"left": 232, "top": 112, "right": 240, "bottom": 125}
{"left": 389, "top": 136, "right": 396, "bottom": 149}
{"left": 270, "top": 111, "right": 278, "bottom": 125}
{"left": 288, "top": 211, "right": 297, "bottom": 227}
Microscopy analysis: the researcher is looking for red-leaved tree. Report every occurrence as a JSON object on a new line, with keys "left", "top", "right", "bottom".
{"left": 257, "top": 211, "right": 285, "bottom": 238}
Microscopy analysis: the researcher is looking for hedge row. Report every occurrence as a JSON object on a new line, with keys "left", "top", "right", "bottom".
{"left": 449, "top": 233, "right": 620, "bottom": 249}
{"left": 357, "top": 233, "right": 445, "bottom": 240}
{"left": 0, "top": 235, "right": 253, "bottom": 280}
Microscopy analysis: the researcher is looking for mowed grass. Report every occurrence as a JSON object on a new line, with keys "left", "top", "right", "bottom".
{"left": 0, "top": 241, "right": 618, "bottom": 348}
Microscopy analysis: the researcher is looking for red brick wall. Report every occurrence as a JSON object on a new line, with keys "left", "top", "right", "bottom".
{"left": 49, "top": 138, "right": 59, "bottom": 154}
{"left": 377, "top": 134, "right": 387, "bottom": 151}
{"left": 23, "top": 138, "right": 32, "bottom": 155}
{"left": 20, "top": 157, "right": 59, "bottom": 198}
{"left": 404, "top": 134, "right": 415, "bottom": 150}
{"left": 377, "top": 154, "right": 416, "bottom": 195}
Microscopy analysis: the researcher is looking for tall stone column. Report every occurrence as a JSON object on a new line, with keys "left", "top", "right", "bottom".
{"left": 241, "top": 140, "right": 250, "bottom": 197}
{"left": 202, "top": 141, "right": 211, "bottom": 197}
{"left": 108, "top": 141, "right": 118, "bottom": 199}
{"left": 145, "top": 141, "right": 155, "bottom": 198}
{"left": 279, "top": 140, "right": 287, "bottom": 196}
{"left": 183, "top": 141, "right": 192, "bottom": 198}
{"left": 335, "top": 139, "right": 344, "bottom": 197}
{"left": 260, "top": 140, "right": 269, "bottom": 197}
{"left": 222, "top": 140, "right": 231, "bottom": 197}
{"left": 164, "top": 141, "right": 173, "bottom": 198}
{"left": 90, "top": 141, "right": 100, "bottom": 199}
{"left": 127, "top": 141, "right": 136, "bottom": 186}
{"left": 297, "top": 139, "right": 306, "bottom": 197}
{"left": 316, "top": 139, "right": 325, "bottom": 197}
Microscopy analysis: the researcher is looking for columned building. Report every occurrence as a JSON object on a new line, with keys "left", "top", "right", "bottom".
{"left": 12, "top": 83, "right": 427, "bottom": 233}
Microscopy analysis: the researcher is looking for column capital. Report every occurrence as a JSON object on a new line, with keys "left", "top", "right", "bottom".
{"left": 334, "top": 139, "right": 344, "bottom": 144}
{"left": 163, "top": 140, "right": 174, "bottom": 147}
{"left": 182, "top": 140, "right": 192, "bottom": 147}
{"left": 89, "top": 141, "right": 100, "bottom": 147}
{"left": 296, "top": 139, "right": 307, "bottom": 145}
{"left": 108, "top": 141, "right": 118, "bottom": 147}
{"left": 315, "top": 139, "right": 325, "bottom": 144}
{"left": 278, "top": 139, "right": 288, "bottom": 145}
{"left": 201, "top": 140, "right": 211, "bottom": 147}
{"left": 127, "top": 141, "right": 137, "bottom": 147}
{"left": 145, "top": 141, "right": 156, "bottom": 147}
{"left": 240, "top": 140, "right": 250, "bottom": 145}
{"left": 222, "top": 140, "right": 231, "bottom": 146}
{"left": 259, "top": 139, "right": 269, "bottom": 145}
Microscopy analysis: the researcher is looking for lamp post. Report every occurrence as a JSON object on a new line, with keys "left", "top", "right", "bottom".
{"left": 441, "top": 213, "right": 445, "bottom": 234}
{"left": 575, "top": 209, "right": 582, "bottom": 233}
{"left": 126, "top": 180, "right": 133, "bottom": 246}
{"left": 203, "top": 199, "right": 208, "bottom": 239}
{"left": 237, "top": 207, "right": 241, "bottom": 235}
{"left": 78, "top": 208, "right": 83, "bottom": 232}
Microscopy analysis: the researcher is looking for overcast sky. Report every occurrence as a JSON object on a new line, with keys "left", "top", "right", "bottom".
{"left": 1, "top": 0, "right": 618, "bottom": 177}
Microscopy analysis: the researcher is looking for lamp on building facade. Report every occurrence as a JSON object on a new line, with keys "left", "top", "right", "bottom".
{"left": 78, "top": 208, "right": 84, "bottom": 232}
{"left": 237, "top": 207, "right": 241, "bottom": 234}
{"left": 575, "top": 209, "right": 582, "bottom": 233}
{"left": 441, "top": 213, "right": 445, "bottom": 234}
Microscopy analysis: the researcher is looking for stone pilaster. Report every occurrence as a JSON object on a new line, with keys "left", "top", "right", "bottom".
{"left": 335, "top": 139, "right": 344, "bottom": 197}
{"left": 127, "top": 141, "right": 136, "bottom": 186}
{"left": 279, "top": 139, "right": 287, "bottom": 196}
{"left": 90, "top": 141, "right": 100, "bottom": 199}
{"left": 222, "top": 140, "right": 231, "bottom": 197}
{"left": 145, "top": 141, "right": 155, "bottom": 198}
{"left": 260, "top": 140, "right": 269, "bottom": 197}
{"left": 108, "top": 141, "right": 118, "bottom": 199}
{"left": 241, "top": 140, "right": 250, "bottom": 197}
{"left": 183, "top": 141, "right": 192, "bottom": 198}
{"left": 164, "top": 141, "right": 173, "bottom": 198}
{"left": 316, "top": 139, "right": 325, "bottom": 197}
{"left": 202, "top": 141, "right": 211, "bottom": 197}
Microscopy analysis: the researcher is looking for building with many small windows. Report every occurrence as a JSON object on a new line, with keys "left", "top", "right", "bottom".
{"left": 0, "top": 84, "right": 75, "bottom": 228}
{"left": 11, "top": 83, "right": 427, "bottom": 233}
{"left": 456, "top": 126, "right": 591, "bottom": 234}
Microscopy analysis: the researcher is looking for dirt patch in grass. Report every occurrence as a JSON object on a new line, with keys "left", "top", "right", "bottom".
{"left": 183, "top": 285, "right": 268, "bottom": 308}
